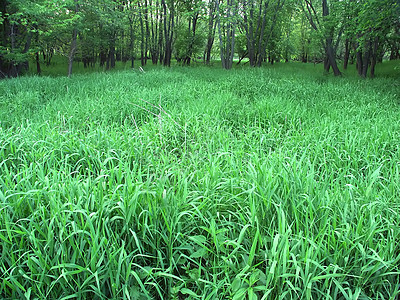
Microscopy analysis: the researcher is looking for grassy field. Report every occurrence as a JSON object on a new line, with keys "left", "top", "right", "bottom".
{"left": 1, "top": 62, "right": 400, "bottom": 299}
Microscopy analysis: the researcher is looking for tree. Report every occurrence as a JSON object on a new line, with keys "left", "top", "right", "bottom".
{"left": 204, "top": 0, "right": 218, "bottom": 64}
{"left": 161, "top": 0, "right": 175, "bottom": 66}
{"left": 175, "top": 0, "right": 205, "bottom": 65}
{"left": 300, "top": 0, "right": 342, "bottom": 76}
{"left": 353, "top": 0, "right": 399, "bottom": 77}
{"left": 0, "top": 0, "right": 50, "bottom": 78}
{"left": 216, "top": 0, "right": 238, "bottom": 69}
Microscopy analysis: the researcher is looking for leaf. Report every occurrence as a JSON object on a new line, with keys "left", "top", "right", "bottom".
{"left": 248, "top": 228, "right": 259, "bottom": 266}
{"left": 231, "top": 277, "right": 242, "bottom": 292}
{"left": 189, "top": 235, "right": 207, "bottom": 245}
{"left": 366, "top": 165, "right": 382, "bottom": 197}
{"left": 190, "top": 247, "right": 207, "bottom": 258}
{"left": 180, "top": 288, "right": 200, "bottom": 298}
{"left": 232, "top": 287, "right": 247, "bottom": 300}
{"left": 24, "top": 287, "right": 31, "bottom": 300}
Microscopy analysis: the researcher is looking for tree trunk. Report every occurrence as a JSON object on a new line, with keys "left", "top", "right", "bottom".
{"left": 100, "top": 50, "right": 107, "bottom": 67}
{"left": 370, "top": 37, "right": 379, "bottom": 78}
{"left": 110, "top": 45, "right": 115, "bottom": 69}
{"left": 356, "top": 48, "right": 363, "bottom": 76}
{"left": 139, "top": 3, "right": 146, "bottom": 66}
{"left": 389, "top": 45, "right": 399, "bottom": 60}
{"left": 326, "top": 38, "right": 341, "bottom": 76}
{"left": 144, "top": 0, "right": 150, "bottom": 65}
{"left": 322, "top": 0, "right": 341, "bottom": 76}
{"left": 361, "top": 40, "right": 372, "bottom": 78}
{"left": 205, "top": 0, "right": 217, "bottom": 65}
{"left": 258, "top": 0, "right": 284, "bottom": 67}
{"left": 68, "top": 0, "right": 79, "bottom": 77}
{"left": 256, "top": 0, "right": 270, "bottom": 67}
{"left": 128, "top": 16, "right": 135, "bottom": 68}
{"left": 216, "top": 0, "right": 226, "bottom": 69}
{"left": 343, "top": 39, "right": 350, "bottom": 70}
{"left": 243, "top": 0, "right": 256, "bottom": 66}
{"left": 216, "top": 0, "right": 236, "bottom": 70}
{"left": 36, "top": 52, "right": 41, "bottom": 75}
{"left": 323, "top": 56, "right": 330, "bottom": 72}
{"left": 183, "top": 13, "right": 199, "bottom": 66}
{"left": 68, "top": 28, "right": 77, "bottom": 77}
{"left": 162, "top": 0, "right": 174, "bottom": 67}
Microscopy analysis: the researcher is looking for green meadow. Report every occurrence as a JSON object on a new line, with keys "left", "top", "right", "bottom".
{"left": 1, "top": 62, "right": 400, "bottom": 299}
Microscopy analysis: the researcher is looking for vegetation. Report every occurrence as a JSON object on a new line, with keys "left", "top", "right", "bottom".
{"left": 1, "top": 62, "right": 400, "bottom": 299}
{"left": 1, "top": 0, "right": 399, "bottom": 77}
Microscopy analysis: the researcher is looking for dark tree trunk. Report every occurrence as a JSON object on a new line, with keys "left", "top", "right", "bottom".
{"left": 67, "top": 0, "right": 79, "bottom": 77}
{"left": 323, "top": 57, "right": 330, "bottom": 72}
{"left": 325, "top": 38, "right": 341, "bottom": 76}
{"left": 162, "top": 0, "right": 174, "bottom": 67}
{"left": 205, "top": 0, "right": 217, "bottom": 65}
{"left": 302, "top": 52, "right": 308, "bottom": 63}
{"left": 45, "top": 49, "right": 54, "bottom": 66}
{"left": 109, "top": 33, "right": 116, "bottom": 69}
{"left": 256, "top": 0, "right": 270, "bottom": 67}
{"left": 128, "top": 18, "right": 135, "bottom": 68}
{"left": 256, "top": 0, "right": 284, "bottom": 67}
{"left": 356, "top": 49, "right": 363, "bottom": 76}
{"left": 100, "top": 50, "right": 107, "bottom": 67}
{"left": 183, "top": 13, "right": 199, "bottom": 66}
{"left": 138, "top": 2, "right": 146, "bottom": 66}
{"left": 389, "top": 46, "right": 399, "bottom": 60}
{"left": 36, "top": 52, "right": 41, "bottom": 75}
{"left": 361, "top": 40, "right": 372, "bottom": 78}
{"left": 110, "top": 46, "right": 116, "bottom": 69}
{"left": 343, "top": 39, "right": 350, "bottom": 70}
{"left": 68, "top": 28, "right": 77, "bottom": 77}
{"left": 236, "top": 51, "right": 248, "bottom": 65}
{"left": 158, "top": 12, "right": 164, "bottom": 65}
{"left": 370, "top": 37, "right": 379, "bottom": 78}
{"left": 322, "top": 0, "right": 341, "bottom": 76}
{"left": 144, "top": 0, "right": 150, "bottom": 65}
{"left": 243, "top": 0, "right": 256, "bottom": 66}
{"left": 216, "top": 0, "right": 236, "bottom": 70}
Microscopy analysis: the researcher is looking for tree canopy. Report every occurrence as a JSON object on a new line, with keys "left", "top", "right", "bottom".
{"left": 1, "top": 0, "right": 399, "bottom": 77}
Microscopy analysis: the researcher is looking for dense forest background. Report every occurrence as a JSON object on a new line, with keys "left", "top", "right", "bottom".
{"left": 0, "top": 0, "right": 399, "bottom": 78}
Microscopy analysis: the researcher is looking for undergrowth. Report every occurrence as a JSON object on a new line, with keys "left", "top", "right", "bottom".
{"left": 1, "top": 64, "right": 400, "bottom": 299}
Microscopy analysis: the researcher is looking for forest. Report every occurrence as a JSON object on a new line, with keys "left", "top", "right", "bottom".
{"left": 1, "top": 1, "right": 400, "bottom": 300}
{"left": 0, "top": 0, "right": 399, "bottom": 77}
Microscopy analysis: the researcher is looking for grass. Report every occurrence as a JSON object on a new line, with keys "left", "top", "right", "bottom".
{"left": 1, "top": 61, "right": 400, "bottom": 299}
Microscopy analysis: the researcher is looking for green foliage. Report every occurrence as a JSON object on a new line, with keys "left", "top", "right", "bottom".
{"left": 174, "top": 22, "right": 207, "bottom": 62}
{"left": 1, "top": 63, "right": 400, "bottom": 298}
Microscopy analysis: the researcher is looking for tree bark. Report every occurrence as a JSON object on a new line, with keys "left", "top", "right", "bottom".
{"left": 144, "top": 0, "right": 150, "bottom": 65}
{"left": 343, "top": 39, "right": 350, "bottom": 70}
{"left": 243, "top": 0, "right": 256, "bottom": 66}
{"left": 67, "top": 0, "right": 79, "bottom": 77}
{"left": 205, "top": 0, "right": 217, "bottom": 65}
{"left": 138, "top": 2, "right": 146, "bottom": 66}
{"left": 216, "top": 0, "right": 236, "bottom": 69}
{"left": 128, "top": 17, "right": 135, "bottom": 68}
{"left": 256, "top": 0, "right": 270, "bottom": 67}
{"left": 360, "top": 39, "right": 372, "bottom": 78}
{"left": 36, "top": 52, "right": 41, "bottom": 75}
{"left": 68, "top": 28, "right": 77, "bottom": 77}
{"left": 216, "top": 0, "right": 225, "bottom": 69}
{"left": 162, "top": 0, "right": 174, "bottom": 67}
{"left": 183, "top": 13, "right": 199, "bottom": 65}
{"left": 370, "top": 37, "right": 379, "bottom": 78}
{"left": 322, "top": 0, "right": 341, "bottom": 76}
{"left": 257, "top": 0, "right": 284, "bottom": 67}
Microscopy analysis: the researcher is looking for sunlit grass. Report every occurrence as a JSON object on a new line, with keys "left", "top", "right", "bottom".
{"left": 1, "top": 64, "right": 400, "bottom": 299}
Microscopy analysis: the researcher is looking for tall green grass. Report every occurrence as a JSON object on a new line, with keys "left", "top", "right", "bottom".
{"left": 1, "top": 63, "right": 400, "bottom": 299}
